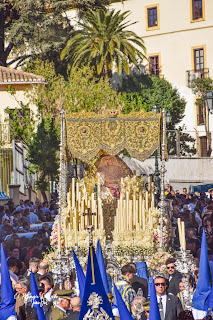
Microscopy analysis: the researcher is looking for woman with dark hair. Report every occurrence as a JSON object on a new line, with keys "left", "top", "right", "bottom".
{"left": 203, "top": 218, "right": 213, "bottom": 239}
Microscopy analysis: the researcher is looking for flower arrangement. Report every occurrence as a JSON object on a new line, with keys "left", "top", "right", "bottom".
{"left": 112, "top": 230, "right": 154, "bottom": 248}
{"left": 50, "top": 215, "right": 65, "bottom": 248}
{"left": 114, "top": 245, "right": 155, "bottom": 259}
{"left": 50, "top": 214, "right": 106, "bottom": 255}
{"left": 153, "top": 214, "right": 172, "bottom": 247}
{"left": 146, "top": 251, "right": 173, "bottom": 275}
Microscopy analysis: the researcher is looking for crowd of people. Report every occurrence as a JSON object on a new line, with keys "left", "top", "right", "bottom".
{"left": 0, "top": 187, "right": 213, "bottom": 320}
{"left": 166, "top": 186, "right": 213, "bottom": 258}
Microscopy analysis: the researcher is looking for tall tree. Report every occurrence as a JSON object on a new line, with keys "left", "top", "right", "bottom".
{"left": 0, "top": 0, "right": 111, "bottom": 70}
{"left": 61, "top": 9, "right": 146, "bottom": 79}
{"left": 28, "top": 117, "right": 60, "bottom": 191}
{"left": 26, "top": 61, "right": 125, "bottom": 117}
{"left": 118, "top": 72, "right": 197, "bottom": 156}
{"left": 118, "top": 72, "right": 186, "bottom": 126}
{"left": 0, "top": 0, "right": 73, "bottom": 68}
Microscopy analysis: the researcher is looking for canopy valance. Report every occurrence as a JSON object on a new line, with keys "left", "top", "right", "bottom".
{"left": 66, "top": 110, "right": 160, "bottom": 162}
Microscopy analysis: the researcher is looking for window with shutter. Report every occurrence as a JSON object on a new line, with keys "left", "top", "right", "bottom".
{"left": 149, "top": 55, "right": 159, "bottom": 76}
{"left": 192, "top": 0, "right": 203, "bottom": 20}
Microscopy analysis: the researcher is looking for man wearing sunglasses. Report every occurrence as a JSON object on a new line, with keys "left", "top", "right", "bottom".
{"left": 154, "top": 276, "right": 183, "bottom": 320}
{"left": 165, "top": 258, "right": 182, "bottom": 295}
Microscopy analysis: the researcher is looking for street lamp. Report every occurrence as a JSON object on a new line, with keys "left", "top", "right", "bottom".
{"left": 166, "top": 111, "right": 172, "bottom": 124}
{"left": 152, "top": 106, "right": 160, "bottom": 195}
{"left": 205, "top": 91, "right": 213, "bottom": 114}
{"left": 158, "top": 108, "right": 171, "bottom": 250}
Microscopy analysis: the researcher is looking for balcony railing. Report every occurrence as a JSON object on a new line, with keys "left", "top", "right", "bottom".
{"left": 186, "top": 68, "right": 209, "bottom": 87}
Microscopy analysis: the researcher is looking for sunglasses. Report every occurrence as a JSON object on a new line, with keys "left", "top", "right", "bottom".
{"left": 167, "top": 266, "right": 175, "bottom": 269}
{"left": 155, "top": 283, "right": 166, "bottom": 286}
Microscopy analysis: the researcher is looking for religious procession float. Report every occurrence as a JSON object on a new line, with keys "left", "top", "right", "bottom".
{"left": 45, "top": 109, "right": 193, "bottom": 307}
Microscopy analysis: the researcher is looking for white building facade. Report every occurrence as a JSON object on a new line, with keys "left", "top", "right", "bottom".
{"left": 109, "top": 0, "right": 213, "bottom": 157}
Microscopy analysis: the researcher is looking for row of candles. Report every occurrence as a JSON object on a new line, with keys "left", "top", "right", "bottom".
{"left": 57, "top": 176, "right": 155, "bottom": 251}
{"left": 57, "top": 177, "right": 104, "bottom": 251}
{"left": 114, "top": 187, "right": 155, "bottom": 232}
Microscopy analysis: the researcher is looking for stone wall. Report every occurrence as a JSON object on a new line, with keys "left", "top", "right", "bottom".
{"left": 122, "top": 156, "right": 213, "bottom": 191}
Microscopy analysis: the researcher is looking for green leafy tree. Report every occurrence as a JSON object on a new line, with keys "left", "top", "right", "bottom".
{"left": 4, "top": 87, "right": 35, "bottom": 145}
{"left": 28, "top": 117, "right": 60, "bottom": 191}
{"left": 0, "top": 0, "right": 111, "bottom": 70}
{"left": 118, "top": 73, "right": 186, "bottom": 126}
{"left": 26, "top": 61, "right": 125, "bottom": 117}
{"left": 118, "top": 72, "right": 197, "bottom": 156}
{"left": 0, "top": 0, "right": 73, "bottom": 70}
{"left": 61, "top": 9, "right": 146, "bottom": 79}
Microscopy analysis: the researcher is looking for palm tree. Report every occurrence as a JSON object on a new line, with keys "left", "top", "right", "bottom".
{"left": 61, "top": 9, "right": 146, "bottom": 79}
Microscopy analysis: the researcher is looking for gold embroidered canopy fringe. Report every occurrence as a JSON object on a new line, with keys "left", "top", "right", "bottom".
{"left": 66, "top": 110, "right": 161, "bottom": 162}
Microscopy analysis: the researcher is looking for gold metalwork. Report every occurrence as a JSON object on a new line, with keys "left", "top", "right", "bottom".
{"left": 66, "top": 110, "right": 160, "bottom": 162}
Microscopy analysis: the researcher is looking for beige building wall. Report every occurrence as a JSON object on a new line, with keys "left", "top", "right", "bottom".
{"left": 0, "top": 86, "right": 37, "bottom": 123}
{"left": 111, "top": 0, "right": 213, "bottom": 154}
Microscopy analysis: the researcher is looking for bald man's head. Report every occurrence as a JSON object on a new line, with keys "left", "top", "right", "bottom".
{"left": 71, "top": 296, "right": 81, "bottom": 311}
{"left": 38, "top": 261, "right": 49, "bottom": 274}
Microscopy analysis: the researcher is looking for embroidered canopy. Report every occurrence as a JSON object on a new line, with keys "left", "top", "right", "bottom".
{"left": 66, "top": 110, "right": 161, "bottom": 162}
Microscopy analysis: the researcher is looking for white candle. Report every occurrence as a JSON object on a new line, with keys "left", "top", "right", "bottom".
{"left": 151, "top": 182, "right": 155, "bottom": 209}
{"left": 76, "top": 182, "right": 79, "bottom": 202}
{"left": 123, "top": 200, "right": 126, "bottom": 231}
{"left": 133, "top": 192, "right": 136, "bottom": 227}
{"left": 139, "top": 192, "right": 142, "bottom": 228}
{"left": 177, "top": 218, "right": 183, "bottom": 249}
{"left": 72, "top": 178, "right": 75, "bottom": 209}
{"left": 126, "top": 191, "right": 129, "bottom": 230}
{"left": 129, "top": 199, "right": 132, "bottom": 231}
{"left": 145, "top": 191, "right": 148, "bottom": 210}
{"left": 74, "top": 208, "right": 78, "bottom": 244}
{"left": 136, "top": 199, "right": 139, "bottom": 231}
{"left": 142, "top": 197, "right": 145, "bottom": 230}
{"left": 182, "top": 221, "right": 186, "bottom": 250}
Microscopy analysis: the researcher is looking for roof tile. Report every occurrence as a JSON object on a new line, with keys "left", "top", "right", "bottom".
{"left": 0, "top": 66, "right": 46, "bottom": 84}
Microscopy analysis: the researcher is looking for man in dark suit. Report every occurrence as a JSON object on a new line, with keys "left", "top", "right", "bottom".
{"left": 155, "top": 275, "right": 183, "bottom": 320}
{"left": 129, "top": 263, "right": 148, "bottom": 299}
{"left": 165, "top": 258, "right": 182, "bottom": 295}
